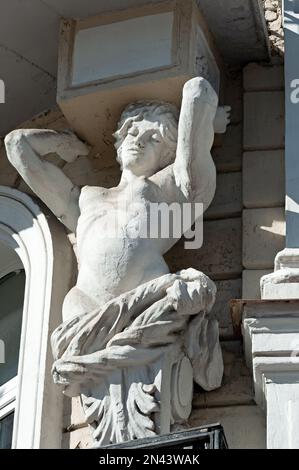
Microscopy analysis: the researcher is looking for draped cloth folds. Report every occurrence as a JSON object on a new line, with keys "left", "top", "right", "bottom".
{"left": 51, "top": 268, "right": 223, "bottom": 396}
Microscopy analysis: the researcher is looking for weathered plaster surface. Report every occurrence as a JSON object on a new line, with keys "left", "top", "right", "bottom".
{"left": 263, "top": 0, "right": 284, "bottom": 56}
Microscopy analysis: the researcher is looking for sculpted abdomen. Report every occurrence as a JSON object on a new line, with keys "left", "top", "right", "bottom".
{"left": 76, "top": 207, "right": 168, "bottom": 305}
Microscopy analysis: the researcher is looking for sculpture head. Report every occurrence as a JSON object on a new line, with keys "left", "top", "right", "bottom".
{"left": 114, "top": 101, "right": 179, "bottom": 177}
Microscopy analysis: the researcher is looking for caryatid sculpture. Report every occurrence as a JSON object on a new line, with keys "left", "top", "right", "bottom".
{"left": 5, "top": 77, "right": 230, "bottom": 445}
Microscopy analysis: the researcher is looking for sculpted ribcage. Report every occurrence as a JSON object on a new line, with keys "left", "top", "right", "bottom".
{"left": 76, "top": 186, "right": 171, "bottom": 301}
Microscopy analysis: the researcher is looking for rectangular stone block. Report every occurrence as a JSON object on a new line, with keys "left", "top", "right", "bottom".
{"left": 189, "top": 405, "right": 266, "bottom": 449}
{"left": 243, "top": 150, "right": 285, "bottom": 208}
{"left": 244, "top": 91, "right": 284, "bottom": 150}
{"left": 242, "top": 269, "right": 273, "bottom": 299}
{"left": 243, "top": 208, "right": 285, "bottom": 269}
{"left": 205, "top": 172, "right": 242, "bottom": 219}
{"left": 212, "top": 123, "right": 242, "bottom": 172}
{"left": 243, "top": 64, "right": 284, "bottom": 92}
{"left": 263, "top": 283, "right": 299, "bottom": 299}
{"left": 213, "top": 279, "right": 242, "bottom": 338}
{"left": 58, "top": 0, "right": 222, "bottom": 158}
{"left": 166, "top": 217, "right": 242, "bottom": 279}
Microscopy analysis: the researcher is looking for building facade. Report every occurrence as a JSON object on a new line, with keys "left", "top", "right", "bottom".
{"left": 0, "top": 0, "right": 297, "bottom": 449}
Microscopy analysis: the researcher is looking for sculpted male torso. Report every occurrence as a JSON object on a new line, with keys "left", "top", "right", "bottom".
{"left": 5, "top": 78, "right": 229, "bottom": 320}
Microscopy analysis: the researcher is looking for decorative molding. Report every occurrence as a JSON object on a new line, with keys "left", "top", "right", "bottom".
{"left": 0, "top": 186, "right": 73, "bottom": 448}
{"left": 242, "top": 300, "right": 299, "bottom": 448}
{"left": 0, "top": 242, "right": 23, "bottom": 280}
{"left": 261, "top": 248, "right": 299, "bottom": 299}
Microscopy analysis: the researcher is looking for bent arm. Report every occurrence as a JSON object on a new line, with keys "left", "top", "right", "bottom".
{"left": 173, "top": 77, "right": 217, "bottom": 211}
{"left": 4, "top": 129, "right": 89, "bottom": 231}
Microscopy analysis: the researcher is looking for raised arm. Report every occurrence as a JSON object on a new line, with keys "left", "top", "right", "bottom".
{"left": 4, "top": 129, "right": 89, "bottom": 232}
{"left": 173, "top": 77, "right": 218, "bottom": 211}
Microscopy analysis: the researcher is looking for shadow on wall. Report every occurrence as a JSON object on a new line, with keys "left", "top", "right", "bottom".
{"left": 243, "top": 208, "right": 286, "bottom": 270}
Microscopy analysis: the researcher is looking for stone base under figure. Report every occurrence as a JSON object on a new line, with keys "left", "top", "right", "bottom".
{"left": 51, "top": 268, "right": 223, "bottom": 445}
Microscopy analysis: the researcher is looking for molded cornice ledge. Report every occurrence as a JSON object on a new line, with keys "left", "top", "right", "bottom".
{"left": 242, "top": 300, "right": 299, "bottom": 448}
{"left": 261, "top": 249, "right": 299, "bottom": 299}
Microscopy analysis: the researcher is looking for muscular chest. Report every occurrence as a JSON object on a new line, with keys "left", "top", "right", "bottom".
{"left": 77, "top": 183, "right": 153, "bottom": 239}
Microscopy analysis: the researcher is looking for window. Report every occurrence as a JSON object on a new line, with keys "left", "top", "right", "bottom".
{"left": 0, "top": 243, "right": 25, "bottom": 449}
{"left": 0, "top": 186, "right": 72, "bottom": 448}
{"left": 0, "top": 412, "right": 14, "bottom": 449}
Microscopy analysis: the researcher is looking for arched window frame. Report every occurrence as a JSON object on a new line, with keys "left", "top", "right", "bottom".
{"left": 0, "top": 186, "right": 73, "bottom": 448}
{"left": 0, "top": 250, "right": 24, "bottom": 431}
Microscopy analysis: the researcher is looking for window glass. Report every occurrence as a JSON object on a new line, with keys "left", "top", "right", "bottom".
{"left": 0, "top": 271, "right": 25, "bottom": 387}
{"left": 0, "top": 412, "right": 14, "bottom": 449}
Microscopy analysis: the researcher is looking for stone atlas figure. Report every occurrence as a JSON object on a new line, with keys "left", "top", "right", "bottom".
{"left": 5, "top": 77, "right": 230, "bottom": 445}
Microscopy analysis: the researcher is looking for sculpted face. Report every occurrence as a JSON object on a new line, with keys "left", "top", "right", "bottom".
{"left": 118, "top": 119, "right": 170, "bottom": 177}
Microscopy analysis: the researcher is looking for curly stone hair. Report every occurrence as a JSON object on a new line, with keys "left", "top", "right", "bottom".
{"left": 114, "top": 101, "right": 179, "bottom": 169}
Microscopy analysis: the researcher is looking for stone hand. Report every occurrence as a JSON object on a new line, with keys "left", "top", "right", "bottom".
{"left": 214, "top": 105, "right": 231, "bottom": 133}
{"left": 166, "top": 269, "right": 217, "bottom": 315}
